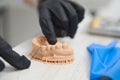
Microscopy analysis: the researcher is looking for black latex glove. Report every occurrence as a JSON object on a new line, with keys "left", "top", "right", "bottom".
{"left": 0, "top": 36, "right": 31, "bottom": 70}
{"left": 0, "top": 59, "right": 5, "bottom": 71}
{"left": 38, "top": 0, "right": 85, "bottom": 44}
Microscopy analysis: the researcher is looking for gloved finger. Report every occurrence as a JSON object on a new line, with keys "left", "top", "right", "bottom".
{"left": 59, "top": 0, "right": 78, "bottom": 38}
{"left": 0, "top": 36, "right": 20, "bottom": 57}
{"left": 69, "top": 1, "right": 85, "bottom": 23}
{"left": 47, "top": 0, "right": 69, "bottom": 37}
{"left": 49, "top": 0, "right": 68, "bottom": 30}
{"left": 38, "top": 7, "right": 57, "bottom": 44}
{"left": 0, "top": 36, "right": 12, "bottom": 52}
{"left": 54, "top": 26, "right": 68, "bottom": 37}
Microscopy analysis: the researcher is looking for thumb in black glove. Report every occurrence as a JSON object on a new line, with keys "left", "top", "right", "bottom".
{"left": 38, "top": 0, "right": 85, "bottom": 44}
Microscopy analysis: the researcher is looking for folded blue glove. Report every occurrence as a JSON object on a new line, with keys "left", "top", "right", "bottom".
{"left": 87, "top": 40, "right": 120, "bottom": 80}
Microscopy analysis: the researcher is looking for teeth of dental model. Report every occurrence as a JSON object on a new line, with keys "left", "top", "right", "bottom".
{"left": 55, "top": 43, "right": 62, "bottom": 49}
{"left": 62, "top": 43, "right": 69, "bottom": 49}
{"left": 46, "top": 45, "right": 51, "bottom": 51}
{"left": 30, "top": 36, "right": 74, "bottom": 64}
{"left": 58, "top": 43, "right": 62, "bottom": 48}
{"left": 39, "top": 36, "right": 46, "bottom": 42}
{"left": 51, "top": 46, "right": 55, "bottom": 50}
{"left": 55, "top": 42, "right": 62, "bottom": 49}
{"left": 41, "top": 38, "right": 44, "bottom": 42}
{"left": 41, "top": 46, "right": 46, "bottom": 51}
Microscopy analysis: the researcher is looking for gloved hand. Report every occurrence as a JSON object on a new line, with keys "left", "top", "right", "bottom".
{"left": 38, "top": 0, "right": 85, "bottom": 44}
{"left": 0, "top": 36, "right": 31, "bottom": 70}
{"left": 87, "top": 40, "right": 120, "bottom": 80}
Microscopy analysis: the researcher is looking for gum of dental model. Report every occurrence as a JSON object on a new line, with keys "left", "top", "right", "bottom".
{"left": 29, "top": 36, "right": 74, "bottom": 64}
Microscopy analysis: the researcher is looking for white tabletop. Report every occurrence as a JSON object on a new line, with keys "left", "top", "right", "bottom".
{"left": 0, "top": 14, "right": 119, "bottom": 80}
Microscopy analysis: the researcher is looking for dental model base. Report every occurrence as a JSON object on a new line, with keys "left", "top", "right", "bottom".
{"left": 29, "top": 36, "right": 74, "bottom": 64}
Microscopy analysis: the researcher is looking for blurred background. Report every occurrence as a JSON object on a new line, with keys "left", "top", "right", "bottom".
{"left": 0, "top": 0, "right": 120, "bottom": 47}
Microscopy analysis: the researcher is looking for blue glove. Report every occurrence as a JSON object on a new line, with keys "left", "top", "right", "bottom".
{"left": 87, "top": 40, "right": 120, "bottom": 80}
